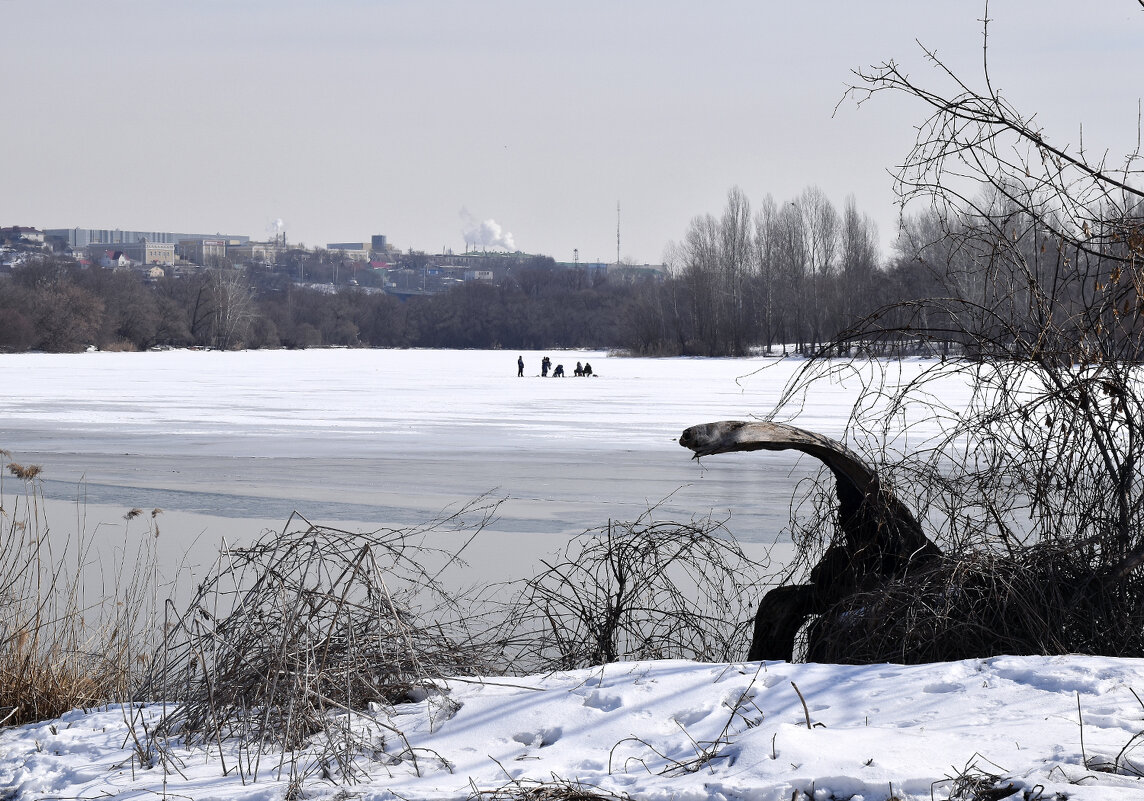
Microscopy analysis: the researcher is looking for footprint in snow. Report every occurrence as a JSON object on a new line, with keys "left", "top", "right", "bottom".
{"left": 576, "top": 758, "right": 606, "bottom": 771}
{"left": 923, "top": 681, "right": 965, "bottom": 694}
{"left": 582, "top": 690, "right": 623, "bottom": 712}
{"left": 512, "top": 727, "right": 562, "bottom": 748}
{"left": 672, "top": 707, "right": 711, "bottom": 727}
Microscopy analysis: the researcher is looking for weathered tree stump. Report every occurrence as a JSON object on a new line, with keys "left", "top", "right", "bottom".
{"left": 679, "top": 420, "right": 941, "bottom": 661}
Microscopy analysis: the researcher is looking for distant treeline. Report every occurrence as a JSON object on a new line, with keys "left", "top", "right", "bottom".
{"left": 0, "top": 189, "right": 955, "bottom": 356}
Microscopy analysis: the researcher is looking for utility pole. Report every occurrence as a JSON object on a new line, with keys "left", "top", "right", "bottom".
{"left": 616, "top": 201, "right": 621, "bottom": 267}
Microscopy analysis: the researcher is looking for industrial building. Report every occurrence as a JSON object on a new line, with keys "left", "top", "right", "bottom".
{"left": 45, "top": 227, "right": 250, "bottom": 250}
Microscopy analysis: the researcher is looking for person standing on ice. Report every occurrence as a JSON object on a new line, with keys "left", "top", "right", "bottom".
{"left": 517, "top": 355, "right": 524, "bottom": 377}
{"left": 541, "top": 356, "right": 551, "bottom": 377}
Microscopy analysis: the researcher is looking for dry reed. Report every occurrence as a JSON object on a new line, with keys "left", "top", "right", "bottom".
{"left": 0, "top": 451, "right": 164, "bottom": 727}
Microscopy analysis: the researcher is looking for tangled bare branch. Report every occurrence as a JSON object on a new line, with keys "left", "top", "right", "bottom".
{"left": 144, "top": 498, "right": 503, "bottom": 781}
{"left": 506, "top": 514, "right": 767, "bottom": 671}
{"left": 757, "top": 4, "right": 1144, "bottom": 663}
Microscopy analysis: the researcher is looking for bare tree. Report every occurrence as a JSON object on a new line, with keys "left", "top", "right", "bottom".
{"left": 837, "top": 195, "right": 880, "bottom": 338}
{"left": 674, "top": 187, "right": 759, "bottom": 355}
{"left": 797, "top": 187, "right": 839, "bottom": 351}
{"left": 719, "top": 186, "right": 756, "bottom": 355}
{"left": 674, "top": 212, "right": 719, "bottom": 354}
{"left": 752, "top": 194, "right": 783, "bottom": 353}
{"left": 773, "top": 200, "right": 810, "bottom": 352}
{"left": 728, "top": 1, "right": 1144, "bottom": 662}
{"left": 209, "top": 268, "right": 257, "bottom": 350}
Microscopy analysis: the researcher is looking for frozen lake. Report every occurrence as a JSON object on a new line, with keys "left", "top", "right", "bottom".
{"left": 0, "top": 348, "right": 949, "bottom": 581}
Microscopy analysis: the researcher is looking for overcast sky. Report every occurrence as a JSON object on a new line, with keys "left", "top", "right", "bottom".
{"left": 2, "top": 1, "right": 1141, "bottom": 264}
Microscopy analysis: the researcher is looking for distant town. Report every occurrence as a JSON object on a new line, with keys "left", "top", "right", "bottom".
{"left": 0, "top": 225, "right": 666, "bottom": 297}
{"left": 0, "top": 188, "right": 933, "bottom": 358}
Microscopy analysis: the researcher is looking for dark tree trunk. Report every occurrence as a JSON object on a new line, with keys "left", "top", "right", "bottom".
{"left": 680, "top": 420, "right": 941, "bottom": 661}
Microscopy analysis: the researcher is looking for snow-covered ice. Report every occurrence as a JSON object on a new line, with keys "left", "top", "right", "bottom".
{"left": 0, "top": 348, "right": 965, "bottom": 538}
{"left": 0, "top": 348, "right": 969, "bottom": 586}
{"left": 4, "top": 656, "right": 1144, "bottom": 800}
{"left": 0, "top": 347, "right": 819, "bottom": 584}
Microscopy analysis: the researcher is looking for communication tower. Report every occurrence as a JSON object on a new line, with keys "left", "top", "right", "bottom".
{"left": 616, "top": 201, "right": 621, "bottom": 266}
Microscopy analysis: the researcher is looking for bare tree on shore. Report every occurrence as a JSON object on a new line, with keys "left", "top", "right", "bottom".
{"left": 750, "top": 0, "right": 1144, "bottom": 662}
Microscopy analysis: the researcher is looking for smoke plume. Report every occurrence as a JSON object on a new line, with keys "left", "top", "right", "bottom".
{"left": 461, "top": 208, "right": 516, "bottom": 251}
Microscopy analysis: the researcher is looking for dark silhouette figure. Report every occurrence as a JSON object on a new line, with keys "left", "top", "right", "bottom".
{"left": 583, "top": 362, "right": 593, "bottom": 377}
{"left": 517, "top": 355, "right": 524, "bottom": 377}
{"left": 541, "top": 356, "right": 551, "bottom": 377}
{"left": 574, "top": 362, "right": 584, "bottom": 377}
{"left": 553, "top": 364, "right": 565, "bottom": 377}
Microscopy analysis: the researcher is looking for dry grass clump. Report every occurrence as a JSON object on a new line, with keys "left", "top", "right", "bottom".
{"left": 809, "top": 539, "right": 1144, "bottom": 664}
{"left": 469, "top": 778, "right": 634, "bottom": 801}
{"left": 506, "top": 514, "right": 766, "bottom": 671}
{"left": 0, "top": 452, "right": 162, "bottom": 727}
{"left": 933, "top": 759, "right": 1019, "bottom": 801}
{"left": 145, "top": 499, "right": 503, "bottom": 780}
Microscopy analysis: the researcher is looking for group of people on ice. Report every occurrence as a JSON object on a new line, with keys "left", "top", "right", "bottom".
{"left": 517, "top": 355, "right": 594, "bottom": 378}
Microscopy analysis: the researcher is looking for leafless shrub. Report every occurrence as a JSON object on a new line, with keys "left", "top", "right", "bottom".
{"left": 505, "top": 513, "right": 767, "bottom": 672}
{"left": 145, "top": 498, "right": 503, "bottom": 782}
{"left": 810, "top": 539, "right": 1144, "bottom": 664}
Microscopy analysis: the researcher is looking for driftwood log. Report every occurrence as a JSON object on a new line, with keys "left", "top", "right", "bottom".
{"left": 679, "top": 420, "right": 941, "bottom": 661}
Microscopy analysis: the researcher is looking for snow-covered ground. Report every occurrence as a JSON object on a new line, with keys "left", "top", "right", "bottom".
{"left": 5, "top": 655, "right": 1144, "bottom": 800}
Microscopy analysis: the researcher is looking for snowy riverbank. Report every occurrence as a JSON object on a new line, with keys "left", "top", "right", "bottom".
{"left": 4, "top": 655, "right": 1144, "bottom": 800}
